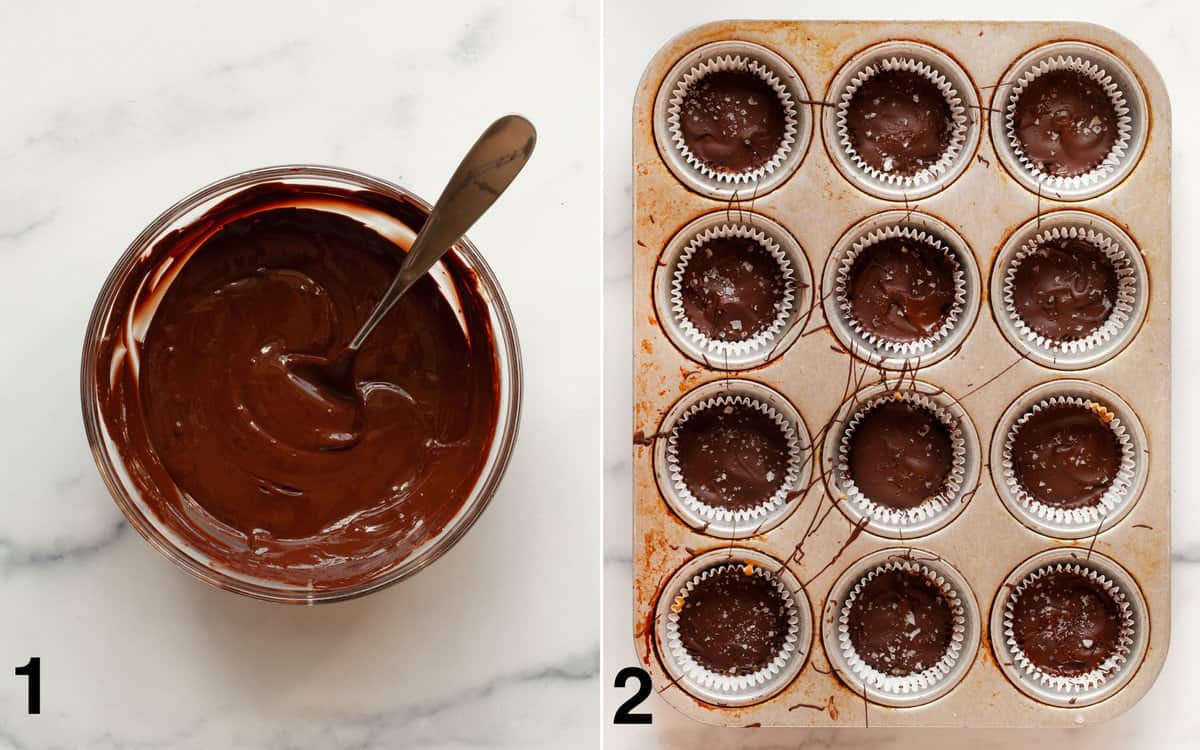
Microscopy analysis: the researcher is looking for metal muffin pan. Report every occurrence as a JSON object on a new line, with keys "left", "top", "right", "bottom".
{"left": 632, "top": 21, "right": 1170, "bottom": 728}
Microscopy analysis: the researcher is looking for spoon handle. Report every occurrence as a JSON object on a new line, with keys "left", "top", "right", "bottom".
{"left": 348, "top": 114, "right": 537, "bottom": 351}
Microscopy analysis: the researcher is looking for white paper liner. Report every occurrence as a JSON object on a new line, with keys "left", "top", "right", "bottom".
{"left": 836, "top": 559, "right": 968, "bottom": 695}
{"left": 1002, "top": 562, "right": 1136, "bottom": 694}
{"left": 1001, "top": 396, "right": 1137, "bottom": 529}
{"left": 834, "top": 56, "right": 969, "bottom": 188}
{"left": 666, "top": 54, "right": 799, "bottom": 184}
{"left": 665, "top": 563, "right": 802, "bottom": 693}
{"left": 834, "top": 225, "right": 967, "bottom": 357}
{"left": 669, "top": 224, "right": 797, "bottom": 359}
{"left": 1001, "top": 225, "right": 1138, "bottom": 355}
{"left": 836, "top": 391, "right": 967, "bottom": 529}
{"left": 1004, "top": 55, "right": 1133, "bottom": 191}
{"left": 665, "top": 394, "right": 803, "bottom": 524}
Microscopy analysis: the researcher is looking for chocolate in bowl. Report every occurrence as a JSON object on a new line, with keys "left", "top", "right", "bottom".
{"left": 81, "top": 166, "right": 521, "bottom": 602}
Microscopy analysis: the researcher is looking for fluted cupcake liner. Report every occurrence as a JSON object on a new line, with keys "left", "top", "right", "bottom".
{"left": 668, "top": 223, "right": 798, "bottom": 359}
{"left": 666, "top": 53, "right": 799, "bottom": 185}
{"left": 1001, "top": 395, "right": 1137, "bottom": 529}
{"left": 836, "top": 559, "right": 968, "bottom": 696}
{"left": 1001, "top": 225, "right": 1138, "bottom": 356}
{"left": 835, "top": 391, "right": 968, "bottom": 530}
{"left": 834, "top": 225, "right": 968, "bottom": 357}
{"left": 1004, "top": 55, "right": 1133, "bottom": 192}
{"left": 834, "top": 56, "right": 970, "bottom": 188}
{"left": 665, "top": 562, "right": 803, "bottom": 694}
{"left": 1001, "top": 562, "right": 1136, "bottom": 694}
{"left": 665, "top": 394, "right": 804, "bottom": 525}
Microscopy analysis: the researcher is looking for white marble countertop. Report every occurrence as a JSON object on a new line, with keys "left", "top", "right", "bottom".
{"left": 0, "top": 1, "right": 600, "bottom": 748}
{"left": 604, "top": 0, "right": 1198, "bottom": 747}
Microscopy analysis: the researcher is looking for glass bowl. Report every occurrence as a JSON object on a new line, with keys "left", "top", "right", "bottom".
{"left": 80, "top": 165, "right": 522, "bottom": 603}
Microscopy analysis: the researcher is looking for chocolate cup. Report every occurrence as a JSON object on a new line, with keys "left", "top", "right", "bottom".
{"left": 670, "top": 224, "right": 797, "bottom": 358}
{"left": 823, "top": 210, "right": 980, "bottom": 371}
{"left": 654, "top": 40, "right": 812, "bottom": 201}
{"left": 992, "top": 549, "right": 1146, "bottom": 708}
{"left": 822, "top": 548, "right": 980, "bottom": 707}
{"left": 655, "top": 379, "right": 812, "bottom": 539}
{"left": 656, "top": 548, "right": 813, "bottom": 707}
{"left": 992, "top": 210, "right": 1147, "bottom": 370}
{"left": 655, "top": 210, "right": 814, "bottom": 371}
{"left": 991, "top": 380, "right": 1146, "bottom": 540}
{"left": 823, "top": 380, "right": 980, "bottom": 540}
{"left": 823, "top": 41, "right": 979, "bottom": 202}
{"left": 991, "top": 41, "right": 1148, "bottom": 201}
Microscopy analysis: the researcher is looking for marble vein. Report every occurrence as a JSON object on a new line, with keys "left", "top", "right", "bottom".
{"left": 0, "top": 211, "right": 57, "bottom": 243}
{"left": 0, "top": 518, "right": 127, "bottom": 572}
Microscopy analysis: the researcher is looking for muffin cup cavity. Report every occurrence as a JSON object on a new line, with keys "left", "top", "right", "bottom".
{"left": 653, "top": 41, "right": 813, "bottom": 200}
{"left": 991, "top": 380, "right": 1147, "bottom": 540}
{"left": 992, "top": 550, "right": 1147, "bottom": 708}
{"left": 655, "top": 211, "right": 814, "bottom": 370}
{"left": 655, "top": 379, "right": 813, "bottom": 539}
{"left": 822, "top": 548, "right": 980, "bottom": 707}
{"left": 992, "top": 211, "right": 1148, "bottom": 370}
{"left": 822, "top": 210, "right": 980, "bottom": 371}
{"left": 991, "top": 42, "right": 1148, "bottom": 201}
{"left": 656, "top": 548, "right": 813, "bottom": 707}
{"left": 670, "top": 224, "right": 797, "bottom": 359}
{"left": 823, "top": 381, "right": 980, "bottom": 539}
{"left": 823, "top": 41, "right": 980, "bottom": 201}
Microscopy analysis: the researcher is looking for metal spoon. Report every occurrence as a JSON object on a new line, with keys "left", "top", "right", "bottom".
{"left": 293, "top": 114, "right": 536, "bottom": 397}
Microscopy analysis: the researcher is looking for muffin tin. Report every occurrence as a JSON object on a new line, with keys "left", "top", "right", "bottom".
{"left": 631, "top": 21, "right": 1170, "bottom": 728}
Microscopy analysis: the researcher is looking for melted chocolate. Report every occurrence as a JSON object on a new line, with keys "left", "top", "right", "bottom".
{"left": 1014, "top": 69, "right": 1119, "bottom": 178}
{"left": 845, "top": 70, "right": 953, "bottom": 176}
{"left": 848, "top": 569, "right": 953, "bottom": 676}
{"left": 1012, "top": 237, "right": 1118, "bottom": 342}
{"left": 95, "top": 183, "right": 499, "bottom": 588}
{"left": 846, "top": 236, "right": 957, "bottom": 343}
{"left": 676, "top": 567, "right": 790, "bottom": 674}
{"left": 847, "top": 401, "right": 953, "bottom": 509}
{"left": 1011, "top": 570, "right": 1122, "bottom": 676}
{"left": 1012, "top": 404, "right": 1120, "bottom": 510}
{"left": 679, "top": 236, "right": 786, "bottom": 342}
{"left": 680, "top": 69, "right": 787, "bottom": 174}
{"left": 674, "top": 403, "right": 789, "bottom": 512}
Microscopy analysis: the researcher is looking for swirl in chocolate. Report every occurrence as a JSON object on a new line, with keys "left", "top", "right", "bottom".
{"left": 1011, "top": 403, "right": 1120, "bottom": 510}
{"left": 1012, "top": 237, "right": 1118, "bottom": 342}
{"left": 1014, "top": 69, "right": 1119, "bottom": 178}
{"left": 95, "top": 183, "right": 499, "bottom": 588}
{"left": 680, "top": 69, "right": 786, "bottom": 174}
{"left": 676, "top": 567, "right": 790, "bottom": 674}
{"left": 674, "top": 402, "right": 789, "bottom": 513}
{"left": 848, "top": 568, "right": 953, "bottom": 676}
{"left": 846, "top": 236, "right": 957, "bottom": 343}
{"left": 847, "top": 400, "right": 953, "bottom": 510}
{"left": 679, "top": 236, "right": 786, "bottom": 342}
{"left": 845, "top": 69, "right": 953, "bottom": 176}
{"left": 1011, "top": 570, "right": 1122, "bottom": 676}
